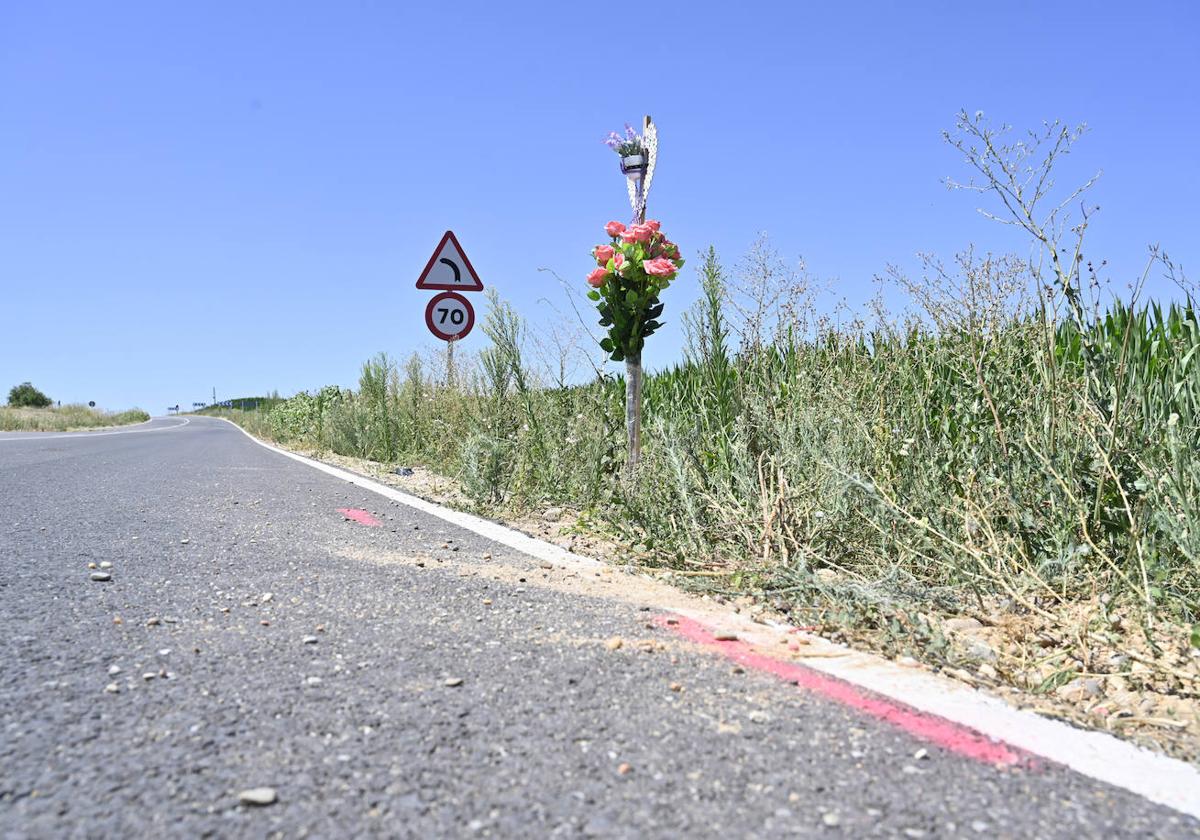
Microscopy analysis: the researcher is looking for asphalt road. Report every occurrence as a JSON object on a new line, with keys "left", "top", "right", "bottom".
{"left": 1, "top": 416, "right": 1196, "bottom": 838}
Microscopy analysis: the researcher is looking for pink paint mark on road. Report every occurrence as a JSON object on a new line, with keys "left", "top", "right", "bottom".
{"left": 656, "top": 614, "right": 1033, "bottom": 768}
{"left": 337, "top": 508, "right": 382, "bottom": 527}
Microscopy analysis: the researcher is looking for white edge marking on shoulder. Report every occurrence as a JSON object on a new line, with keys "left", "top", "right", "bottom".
{"left": 219, "top": 417, "right": 1200, "bottom": 821}
{"left": 217, "top": 417, "right": 601, "bottom": 571}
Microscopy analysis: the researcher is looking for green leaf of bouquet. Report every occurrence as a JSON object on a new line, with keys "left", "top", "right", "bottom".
{"left": 599, "top": 337, "right": 614, "bottom": 352}
{"left": 586, "top": 290, "right": 600, "bottom": 301}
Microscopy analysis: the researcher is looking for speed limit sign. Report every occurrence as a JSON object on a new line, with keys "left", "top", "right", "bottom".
{"left": 424, "top": 291, "right": 475, "bottom": 341}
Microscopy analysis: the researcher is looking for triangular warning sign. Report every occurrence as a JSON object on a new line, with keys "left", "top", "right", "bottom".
{"left": 415, "top": 230, "right": 484, "bottom": 291}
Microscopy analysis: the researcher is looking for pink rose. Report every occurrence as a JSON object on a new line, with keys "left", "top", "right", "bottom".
{"left": 642, "top": 257, "right": 677, "bottom": 277}
{"left": 586, "top": 268, "right": 608, "bottom": 288}
{"left": 620, "top": 223, "right": 654, "bottom": 243}
{"left": 662, "top": 240, "right": 679, "bottom": 258}
{"left": 613, "top": 252, "right": 628, "bottom": 274}
{"left": 593, "top": 244, "right": 615, "bottom": 265}
{"left": 604, "top": 221, "right": 626, "bottom": 238}
{"left": 644, "top": 220, "right": 661, "bottom": 232}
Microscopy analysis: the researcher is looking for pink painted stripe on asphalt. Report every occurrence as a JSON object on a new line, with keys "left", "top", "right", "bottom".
{"left": 657, "top": 614, "right": 1032, "bottom": 768}
{"left": 337, "top": 508, "right": 382, "bottom": 527}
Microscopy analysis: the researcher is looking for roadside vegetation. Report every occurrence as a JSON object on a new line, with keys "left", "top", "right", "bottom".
{"left": 0, "top": 404, "right": 150, "bottom": 432}
{"left": 219, "top": 114, "right": 1200, "bottom": 756}
{"left": 3, "top": 381, "right": 150, "bottom": 431}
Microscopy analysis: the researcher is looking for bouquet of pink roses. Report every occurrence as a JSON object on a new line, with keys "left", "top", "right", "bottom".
{"left": 585, "top": 220, "right": 683, "bottom": 362}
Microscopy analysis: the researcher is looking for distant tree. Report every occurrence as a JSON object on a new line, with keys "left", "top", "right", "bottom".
{"left": 7, "top": 382, "right": 52, "bottom": 408}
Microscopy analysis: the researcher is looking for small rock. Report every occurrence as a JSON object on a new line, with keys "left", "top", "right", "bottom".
{"left": 305, "top": 677, "right": 323, "bottom": 686}
{"left": 180, "top": 538, "right": 190, "bottom": 545}
{"left": 669, "top": 682, "right": 683, "bottom": 692}
{"left": 822, "top": 812, "right": 841, "bottom": 827}
{"left": 87, "top": 562, "right": 97, "bottom": 569}
{"left": 616, "top": 762, "right": 632, "bottom": 775}
{"left": 104, "top": 683, "right": 119, "bottom": 694}
{"left": 302, "top": 636, "right": 318, "bottom": 645}
{"left": 260, "top": 620, "right": 270, "bottom": 626}
{"left": 393, "top": 467, "right": 414, "bottom": 476}
{"left": 261, "top": 593, "right": 273, "bottom": 603}
{"left": 142, "top": 672, "right": 158, "bottom": 681}
{"left": 542, "top": 507, "right": 564, "bottom": 522}
{"left": 482, "top": 553, "right": 492, "bottom": 560}
{"left": 89, "top": 572, "right": 111, "bottom": 582}
{"left": 714, "top": 631, "right": 738, "bottom": 642}
{"left": 145, "top": 616, "right": 161, "bottom": 626}
{"left": 1056, "top": 677, "right": 1103, "bottom": 702}
{"left": 944, "top": 617, "right": 983, "bottom": 633}
{"left": 107, "top": 665, "right": 122, "bottom": 676}
{"left": 605, "top": 637, "right": 624, "bottom": 651}
{"left": 238, "top": 787, "right": 277, "bottom": 806}
{"left": 99, "top": 561, "right": 112, "bottom": 569}
{"left": 748, "top": 710, "right": 769, "bottom": 724}
{"left": 913, "top": 748, "right": 929, "bottom": 760}
{"left": 482, "top": 599, "right": 492, "bottom": 606}
{"left": 444, "top": 677, "right": 464, "bottom": 687}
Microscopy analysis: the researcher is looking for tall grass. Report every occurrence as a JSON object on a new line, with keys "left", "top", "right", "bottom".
{"left": 228, "top": 267, "right": 1200, "bottom": 633}
{"left": 0, "top": 405, "right": 151, "bottom": 432}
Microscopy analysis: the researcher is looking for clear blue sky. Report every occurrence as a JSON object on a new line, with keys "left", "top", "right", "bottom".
{"left": 2, "top": 1, "right": 1197, "bottom": 413}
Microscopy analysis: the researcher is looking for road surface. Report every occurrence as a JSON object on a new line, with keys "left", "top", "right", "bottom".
{"left": 1, "top": 416, "right": 1195, "bottom": 837}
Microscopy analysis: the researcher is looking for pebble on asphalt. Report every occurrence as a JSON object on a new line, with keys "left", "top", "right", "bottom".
{"left": 237, "top": 787, "right": 278, "bottom": 806}
{"left": 714, "top": 631, "right": 738, "bottom": 641}
{"left": 444, "top": 677, "right": 464, "bottom": 687}
{"left": 89, "top": 572, "right": 112, "bottom": 582}
{"left": 302, "top": 636, "right": 318, "bottom": 645}
{"left": 605, "top": 637, "right": 624, "bottom": 651}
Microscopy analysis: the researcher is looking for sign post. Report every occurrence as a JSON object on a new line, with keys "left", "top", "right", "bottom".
{"left": 623, "top": 116, "right": 656, "bottom": 475}
{"left": 415, "top": 231, "right": 485, "bottom": 382}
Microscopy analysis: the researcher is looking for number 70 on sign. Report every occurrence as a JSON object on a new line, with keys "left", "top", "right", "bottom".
{"left": 424, "top": 291, "right": 475, "bottom": 341}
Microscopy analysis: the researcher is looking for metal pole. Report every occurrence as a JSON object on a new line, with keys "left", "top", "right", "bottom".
{"left": 625, "top": 114, "right": 653, "bottom": 478}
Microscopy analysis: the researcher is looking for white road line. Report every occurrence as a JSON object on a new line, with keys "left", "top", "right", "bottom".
{"left": 220, "top": 417, "right": 1200, "bottom": 821}
{"left": 216, "top": 418, "right": 601, "bottom": 571}
{"left": 0, "top": 417, "right": 190, "bottom": 442}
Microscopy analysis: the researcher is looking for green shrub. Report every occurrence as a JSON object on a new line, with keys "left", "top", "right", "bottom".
{"left": 8, "top": 382, "right": 51, "bottom": 408}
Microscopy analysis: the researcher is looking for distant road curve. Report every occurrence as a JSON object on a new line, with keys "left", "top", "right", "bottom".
{"left": 0, "top": 416, "right": 189, "bottom": 442}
